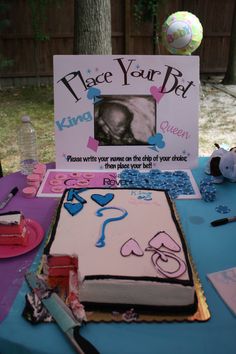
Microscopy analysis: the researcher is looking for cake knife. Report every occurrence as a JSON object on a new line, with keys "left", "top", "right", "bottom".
{"left": 25, "top": 272, "right": 99, "bottom": 354}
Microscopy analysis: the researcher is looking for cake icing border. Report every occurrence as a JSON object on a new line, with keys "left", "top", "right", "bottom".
{"left": 44, "top": 188, "right": 194, "bottom": 288}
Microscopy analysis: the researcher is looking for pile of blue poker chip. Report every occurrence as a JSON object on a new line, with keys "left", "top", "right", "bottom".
{"left": 199, "top": 175, "right": 216, "bottom": 202}
{"left": 119, "top": 169, "right": 195, "bottom": 199}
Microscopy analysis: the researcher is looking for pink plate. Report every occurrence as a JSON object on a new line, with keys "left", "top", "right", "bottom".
{"left": 0, "top": 219, "right": 44, "bottom": 258}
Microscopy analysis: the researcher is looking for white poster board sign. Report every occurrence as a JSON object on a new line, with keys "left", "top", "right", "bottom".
{"left": 54, "top": 55, "right": 199, "bottom": 171}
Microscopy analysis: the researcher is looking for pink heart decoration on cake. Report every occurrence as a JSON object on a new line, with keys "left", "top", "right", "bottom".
{"left": 148, "top": 231, "right": 181, "bottom": 252}
{"left": 121, "top": 238, "right": 144, "bottom": 257}
{"left": 150, "top": 86, "right": 165, "bottom": 103}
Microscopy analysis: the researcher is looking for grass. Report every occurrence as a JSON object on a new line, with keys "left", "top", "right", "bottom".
{"left": 0, "top": 86, "right": 55, "bottom": 175}
{"left": 0, "top": 84, "right": 235, "bottom": 175}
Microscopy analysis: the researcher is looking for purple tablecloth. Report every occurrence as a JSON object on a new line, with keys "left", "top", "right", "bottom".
{"left": 0, "top": 164, "right": 57, "bottom": 322}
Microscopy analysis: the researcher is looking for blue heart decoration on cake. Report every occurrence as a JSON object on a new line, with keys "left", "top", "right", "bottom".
{"left": 91, "top": 193, "right": 114, "bottom": 206}
{"left": 64, "top": 202, "right": 84, "bottom": 216}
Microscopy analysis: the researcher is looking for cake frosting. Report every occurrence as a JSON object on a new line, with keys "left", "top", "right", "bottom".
{"left": 0, "top": 211, "right": 28, "bottom": 245}
{"left": 44, "top": 188, "right": 197, "bottom": 313}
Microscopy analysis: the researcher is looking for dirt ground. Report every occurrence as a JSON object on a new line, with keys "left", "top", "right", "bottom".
{"left": 199, "top": 80, "right": 236, "bottom": 155}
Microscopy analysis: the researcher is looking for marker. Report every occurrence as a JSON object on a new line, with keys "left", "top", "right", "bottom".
{"left": 211, "top": 216, "right": 236, "bottom": 227}
{"left": 0, "top": 187, "right": 19, "bottom": 210}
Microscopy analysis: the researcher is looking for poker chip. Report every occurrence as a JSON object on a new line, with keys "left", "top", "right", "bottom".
{"left": 22, "top": 186, "right": 37, "bottom": 198}
{"left": 215, "top": 205, "right": 231, "bottom": 214}
{"left": 199, "top": 176, "right": 216, "bottom": 202}
{"left": 119, "top": 169, "right": 195, "bottom": 199}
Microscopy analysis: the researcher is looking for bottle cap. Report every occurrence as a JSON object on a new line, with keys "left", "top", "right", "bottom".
{"left": 21, "top": 115, "right": 31, "bottom": 123}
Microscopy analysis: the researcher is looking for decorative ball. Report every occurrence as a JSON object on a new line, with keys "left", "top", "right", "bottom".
{"left": 162, "top": 11, "right": 203, "bottom": 55}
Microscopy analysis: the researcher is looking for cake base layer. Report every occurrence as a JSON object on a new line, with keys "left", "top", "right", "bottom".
{"left": 80, "top": 278, "right": 195, "bottom": 308}
{"left": 83, "top": 266, "right": 209, "bottom": 322}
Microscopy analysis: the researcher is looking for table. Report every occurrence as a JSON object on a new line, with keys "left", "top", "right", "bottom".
{"left": 0, "top": 158, "right": 236, "bottom": 354}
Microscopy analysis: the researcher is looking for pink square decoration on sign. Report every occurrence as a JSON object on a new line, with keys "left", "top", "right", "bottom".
{"left": 87, "top": 136, "right": 99, "bottom": 152}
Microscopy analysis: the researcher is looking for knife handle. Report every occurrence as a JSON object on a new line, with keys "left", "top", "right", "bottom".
{"left": 68, "top": 326, "right": 100, "bottom": 354}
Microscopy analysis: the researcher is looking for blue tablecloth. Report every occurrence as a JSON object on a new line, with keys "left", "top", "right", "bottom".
{"left": 0, "top": 158, "right": 236, "bottom": 354}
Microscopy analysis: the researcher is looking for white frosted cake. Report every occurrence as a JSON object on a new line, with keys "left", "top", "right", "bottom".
{"left": 44, "top": 188, "right": 197, "bottom": 313}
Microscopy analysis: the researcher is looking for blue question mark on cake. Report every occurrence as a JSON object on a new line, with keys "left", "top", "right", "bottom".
{"left": 95, "top": 207, "right": 128, "bottom": 247}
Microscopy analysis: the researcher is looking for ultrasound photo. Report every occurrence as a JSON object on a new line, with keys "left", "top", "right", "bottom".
{"left": 94, "top": 95, "right": 156, "bottom": 146}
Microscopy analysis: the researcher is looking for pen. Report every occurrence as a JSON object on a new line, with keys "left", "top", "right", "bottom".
{"left": 0, "top": 187, "right": 19, "bottom": 210}
{"left": 211, "top": 216, "right": 236, "bottom": 227}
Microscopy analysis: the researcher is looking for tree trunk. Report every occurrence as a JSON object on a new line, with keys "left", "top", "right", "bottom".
{"left": 74, "top": 0, "right": 112, "bottom": 54}
{"left": 223, "top": 3, "right": 236, "bottom": 84}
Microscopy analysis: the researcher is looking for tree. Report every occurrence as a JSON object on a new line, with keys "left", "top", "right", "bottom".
{"left": 73, "top": 0, "right": 112, "bottom": 54}
{"left": 0, "top": 1, "right": 13, "bottom": 70}
{"left": 27, "top": 0, "right": 52, "bottom": 86}
{"left": 133, "top": 0, "right": 167, "bottom": 54}
{"left": 223, "top": 3, "right": 236, "bottom": 84}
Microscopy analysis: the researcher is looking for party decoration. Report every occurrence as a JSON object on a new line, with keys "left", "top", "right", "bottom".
{"left": 215, "top": 205, "right": 231, "bottom": 214}
{"left": 54, "top": 55, "right": 199, "bottom": 170}
{"left": 162, "top": 11, "right": 203, "bottom": 55}
{"left": 199, "top": 176, "right": 216, "bottom": 202}
{"left": 205, "top": 144, "right": 236, "bottom": 183}
{"left": 64, "top": 202, "right": 84, "bottom": 216}
{"left": 119, "top": 169, "right": 198, "bottom": 200}
{"left": 145, "top": 231, "right": 187, "bottom": 278}
{"left": 91, "top": 193, "right": 114, "bottom": 206}
{"left": 120, "top": 238, "right": 144, "bottom": 257}
{"left": 147, "top": 133, "right": 165, "bottom": 150}
{"left": 95, "top": 207, "right": 128, "bottom": 247}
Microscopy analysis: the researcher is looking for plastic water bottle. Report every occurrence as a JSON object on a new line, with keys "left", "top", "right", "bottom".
{"left": 18, "top": 115, "right": 38, "bottom": 175}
